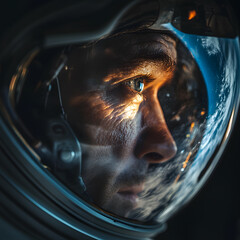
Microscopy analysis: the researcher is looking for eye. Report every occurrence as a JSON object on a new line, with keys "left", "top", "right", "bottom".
{"left": 125, "top": 77, "right": 144, "bottom": 93}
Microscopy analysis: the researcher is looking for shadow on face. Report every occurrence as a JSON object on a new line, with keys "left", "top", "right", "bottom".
{"left": 16, "top": 29, "right": 207, "bottom": 221}
{"left": 59, "top": 31, "right": 178, "bottom": 217}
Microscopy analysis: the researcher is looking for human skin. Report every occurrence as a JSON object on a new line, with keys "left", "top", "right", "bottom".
{"left": 60, "top": 31, "right": 178, "bottom": 218}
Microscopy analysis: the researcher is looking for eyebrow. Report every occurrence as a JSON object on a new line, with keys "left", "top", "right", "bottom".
{"left": 104, "top": 47, "right": 175, "bottom": 85}
{"left": 135, "top": 36, "right": 177, "bottom": 62}
{"left": 105, "top": 73, "right": 155, "bottom": 86}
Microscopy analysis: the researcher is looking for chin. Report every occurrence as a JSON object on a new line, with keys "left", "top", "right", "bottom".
{"left": 101, "top": 192, "right": 139, "bottom": 218}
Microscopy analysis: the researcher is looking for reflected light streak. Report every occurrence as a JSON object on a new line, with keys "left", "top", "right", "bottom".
{"left": 190, "top": 122, "right": 195, "bottom": 132}
{"left": 182, "top": 151, "right": 192, "bottom": 169}
{"left": 9, "top": 74, "right": 17, "bottom": 93}
{"left": 223, "top": 108, "right": 235, "bottom": 142}
{"left": 174, "top": 151, "right": 192, "bottom": 183}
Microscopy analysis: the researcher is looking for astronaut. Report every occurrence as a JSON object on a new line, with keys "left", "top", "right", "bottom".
{"left": 0, "top": 0, "right": 239, "bottom": 239}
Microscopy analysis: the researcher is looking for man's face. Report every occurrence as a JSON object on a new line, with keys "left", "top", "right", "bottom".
{"left": 61, "top": 32, "right": 177, "bottom": 218}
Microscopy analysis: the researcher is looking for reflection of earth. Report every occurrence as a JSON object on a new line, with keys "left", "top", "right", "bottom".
{"left": 128, "top": 31, "right": 239, "bottom": 223}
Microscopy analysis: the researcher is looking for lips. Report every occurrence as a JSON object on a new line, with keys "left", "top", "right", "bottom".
{"left": 117, "top": 183, "right": 144, "bottom": 208}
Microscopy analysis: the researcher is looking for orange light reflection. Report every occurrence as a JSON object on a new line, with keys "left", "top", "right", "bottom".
{"left": 201, "top": 110, "right": 205, "bottom": 116}
{"left": 190, "top": 122, "right": 195, "bottom": 132}
{"left": 188, "top": 10, "right": 196, "bottom": 20}
{"left": 174, "top": 151, "right": 192, "bottom": 183}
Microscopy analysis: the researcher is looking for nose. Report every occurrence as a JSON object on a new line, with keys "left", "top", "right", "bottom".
{"left": 135, "top": 97, "right": 177, "bottom": 164}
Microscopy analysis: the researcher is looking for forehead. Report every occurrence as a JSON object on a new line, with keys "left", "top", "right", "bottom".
{"left": 65, "top": 31, "right": 177, "bottom": 89}
{"left": 69, "top": 31, "right": 176, "bottom": 65}
{"left": 94, "top": 31, "right": 177, "bottom": 60}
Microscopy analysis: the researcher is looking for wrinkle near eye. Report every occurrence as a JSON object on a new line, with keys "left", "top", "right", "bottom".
{"left": 102, "top": 93, "right": 144, "bottom": 122}
{"left": 104, "top": 59, "right": 175, "bottom": 91}
{"left": 70, "top": 91, "right": 143, "bottom": 126}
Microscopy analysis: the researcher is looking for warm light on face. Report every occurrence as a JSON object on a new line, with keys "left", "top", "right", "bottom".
{"left": 70, "top": 92, "right": 143, "bottom": 123}
{"left": 99, "top": 56, "right": 176, "bottom": 122}
{"left": 118, "top": 94, "right": 144, "bottom": 120}
{"left": 100, "top": 93, "right": 144, "bottom": 122}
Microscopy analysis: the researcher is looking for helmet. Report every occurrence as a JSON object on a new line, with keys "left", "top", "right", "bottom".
{"left": 0, "top": 0, "right": 239, "bottom": 239}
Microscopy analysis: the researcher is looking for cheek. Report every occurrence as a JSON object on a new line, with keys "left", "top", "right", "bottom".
{"left": 80, "top": 143, "right": 127, "bottom": 205}
{"left": 111, "top": 94, "right": 143, "bottom": 121}
{"left": 81, "top": 145, "right": 118, "bottom": 186}
{"left": 68, "top": 93, "right": 143, "bottom": 146}
{"left": 68, "top": 94, "right": 143, "bottom": 204}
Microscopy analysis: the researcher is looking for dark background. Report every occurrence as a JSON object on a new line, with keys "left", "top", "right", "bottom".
{"left": 157, "top": 115, "right": 240, "bottom": 240}
{"left": 1, "top": 1, "right": 240, "bottom": 240}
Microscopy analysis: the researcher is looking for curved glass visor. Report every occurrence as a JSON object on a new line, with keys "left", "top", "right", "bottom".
{"left": 10, "top": 1, "right": 240, "bottom": 224}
